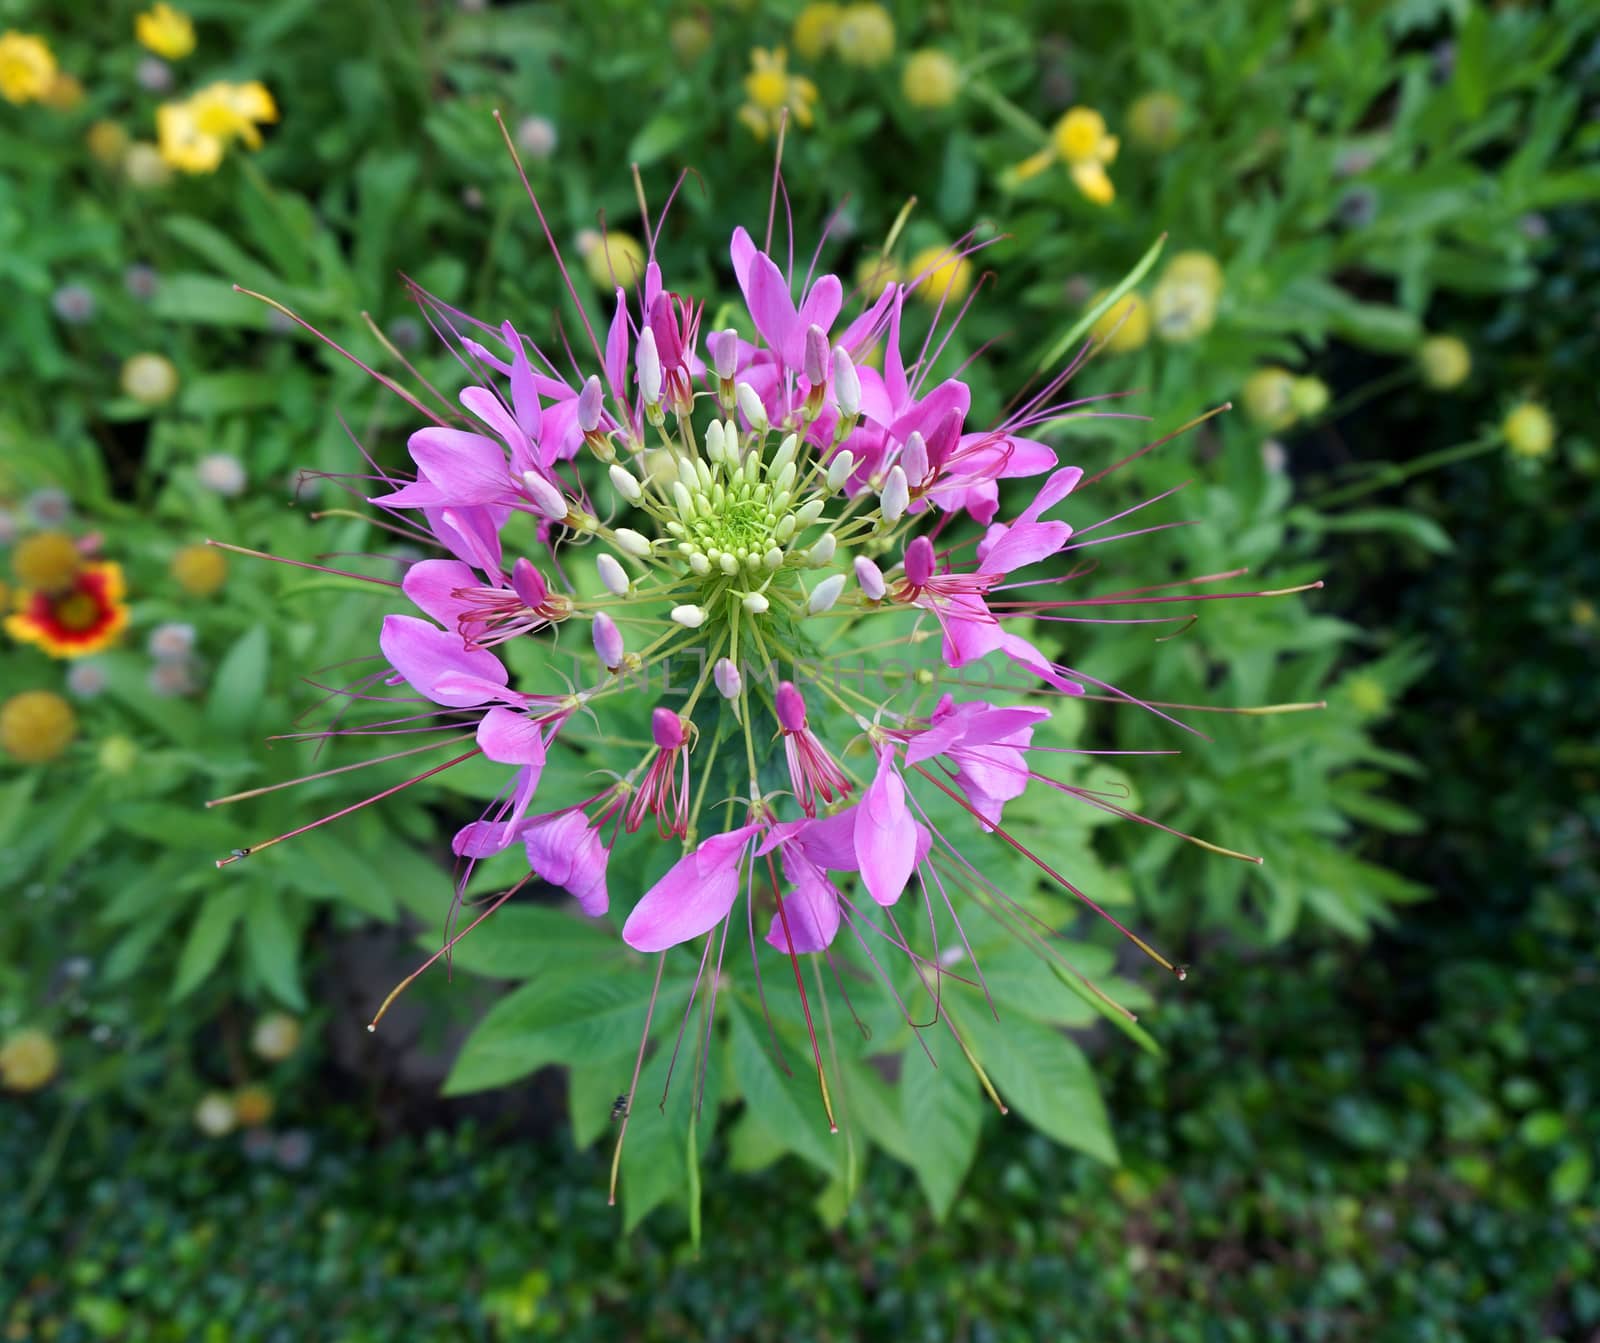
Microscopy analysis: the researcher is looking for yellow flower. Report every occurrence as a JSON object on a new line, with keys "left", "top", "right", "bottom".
{"left": 136, "top": 3, "right": 196, "bottom": 61}
{"left": 1087, "top": 289, "right": 1150, "bottom": 353}
{"left": 578, "top": 229, "right": 646, "bottom": 290}
{"left": 1150, "top": 267, "right": 1218, "bottom": 344}
{"left": 856, "top": 253, "right": 902, "bottom": 299}
{"left": 1015, "top": 106, "right": 1120, "bottom": 205}
{"left": 157, "top": 80, "right": 276, "bottom": 173}
{"left": 1242, "top": 367, "right": 1298, "bottom": 431}
{"left": 1, "top": 691, "right": 77, "bottom": 764}
{"left": 1, "top": 1028, "right": 60, "bottom": 1090}
{"left": 1417, "top": 335, "right": 1471, "bottom": 391}
{"left": 12, "top": 531, "right": 82, "bottom": 593}
{"left": 902, "top": 49, "right": 961, "bottom": 110}
{"left": 792, "top": 2, "right": 843, "bottom": 60}
{"left": 121, "top": 352, "right": 180, "bottom": 405}
{"left": 834, "top": 4, "right": 895, "bottom": 68}
{"left": 87, "top": 119, "right": 131, "bottom": 166}
{"left": 1503, "top": 402, "right": 1555, "bottom": 459}
{"left": 172, "top": 544, "right": 228, "bottom": 596}
{"left": 740, "top": 47, "right": 818, "bottom": 140}
{"left": 1127, "top": 90, "right": 1184, "bottom": 150}
{"left": 1290, "top": 376, "right": 1330, "bottom": 419}
{"left": 7, "top": 562, "right": 130, "bottom": 659}
{"left": 0, "top": 30, "right": 56, "bottom": 105}
{"left": 908, "top": 245, "right": 974, "bottom": 306}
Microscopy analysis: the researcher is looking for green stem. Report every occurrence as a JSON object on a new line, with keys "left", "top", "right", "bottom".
{"left": 1308, "top": 436, "right": 1497, "bottom": 510}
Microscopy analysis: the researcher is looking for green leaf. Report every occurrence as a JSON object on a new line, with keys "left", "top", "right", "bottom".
{"left": 726, "top": 997, "right": 842, "bottom": 1177}
{"left": 627, "top": 113, "right": 689, "bottom": 167}
{"left": 171, "top": 889, "right": 247, "bottom": 1001}
{"left": 1033, "top": 234, "right": 1165, "bottom": 374}
{"left": 245, "top": 896, "right": 306, "bottom": 1011}
{"left": 444, "top": 965, "right": 681, "bottom": 1095}
{"left": 206, "top": 624, "right": 271, "bottom": 734}
{"left": 956, "top": 1005, "right": 1118, "bottom": 1165}
{"left": 899, "top": 1030, "right": 984, "bottom": 1221}
{"left": 1550, "top": 1150, "right": 1592, "bottom": 1205}
{"left": 427, "top": 904, "right": 621, "bottom": 979}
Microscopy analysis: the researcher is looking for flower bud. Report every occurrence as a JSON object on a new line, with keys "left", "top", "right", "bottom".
{"left": 904, "top": 535, "right": 936, "bottom": 588}
{"left": 714, "top": 657, "right": 742, "bottom": 700}
{"left": 855, "top": 556, "right": 887, "bottom": 601}
{"left": 704, "top": 418, "right": 726, "bottom": 462}
{"left": 803, "top": 324, "right": 830, "bottom": 386}
{"left": 808, "top": 533, "right": 837, "bottom": 565}
{"left": 742, "top": 591, "right": 770, "bottom": 614}
{"left": 831, "top": 347, "right": 861, "bottom": 417}
{"left": 578, "top": 375, "right": 603, "bottom": 432}
{"left": 710, "top": 328, "right": 740, "bottom": 380}
{"left": 775, "top": 681, "right": 808, "bottom": 733}
{"left": 636, "top": 328, "right": 662, "bottom": 406}
{"left": 808, "top": 573, "right": 846, "bottom": 614}
{"left": 670, "top": 604, "right": 706, "bottom": 628}
{"left": 901, "top": 432, "right": 929, "bottom": 486}
{"left": 652, "top": 706, "right": 687, "bottom": 749}
{"left": 613, "top": 528, "right": 652, "bottom": 557}
{"left": 520, "top": 470, "right": 568, "bottom": 521}
{"left": 770, "top": 433, "right": 799, "bottom": 478}
{"left": 880, "top": 465, "right": 909, "bottom": 523}
{"left": 825, "top": 450, "right": 855, "bottom": 492}
{"left": 608, "top": 464, "right": 642, "bottom": 504}
{"left": 592, "top": 612, "right": 624, "bottom": 670}
{"left": 596, "top": 553, "right": 629, "bottom": 596}
{"left": 736, "top": 382, "right": 768, "bottom": 432}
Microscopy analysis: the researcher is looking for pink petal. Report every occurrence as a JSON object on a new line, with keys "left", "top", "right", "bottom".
{"left": 401, "top": 559, "right": 476, "bottom": 629}
{"left": 763, "top": 850, "right": 841, "bottom": 953}
{"left": 622, "top": 823, "right": 761, "bottom": 952}
{"left": 978, "top": 521, "right": 1070, "bottom": 576}
{"left": 408, "top": 428, "right": 512, "bottom": 505}
{"left": 854, "top": 751, "right": 917, "bottom": 906}
{"left": 475, "top": 706, "right": 547, "bottom": 766}
{"left": 500, "top": 320, "right": 543, "bottom": 438}
{"left": 524, "top": 810, "right": 609, "bottom": 915}
{"left": 379, "top": 614, "right": 506, "bottom": 707}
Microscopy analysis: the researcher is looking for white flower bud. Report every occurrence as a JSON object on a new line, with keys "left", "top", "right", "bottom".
{"left": 520, "top": 470, "right": 569, "bottom": 521}
{"left": 855, "top": 556, "right": 887, "bottom": 601}
{"left": 710, "top": 328, "right": 740, "bottom": 381}
{"left": 719, "top": 552, "right": 741, "bottom": 576}
{"left": 831, "top": 347, "right": 860, "bottom": 417}
{"left": 705, "top": 418, "right": 726, "bottom": 462}
{"left": 880, "top": 465, "right": 909, "bottom": 523}
{"left": 608, "top": 464, "right": 642, "bottom": 504}
{"left": 688, "top": 551, "right": 712, "bottom": 576}
{"left": 577, "top": 375, "right": 603, "bottom": 433}
{"left": 637, "top": 328, "right": 662, "bottom": 405}
{"left": 670, "top": 604, "right": 706, "bottom": 629}
{"left": 808, "top": 573, "right": 846, "bottom": 614}
{"left": 742, "top": 592, "right": 770, "bottom": 614}
{"left": 613, "top": 528, "right": 652, "bottom": 557}
{"left": 901, "top": 431, "right": 929, "bottom": 485}
{"left": 794, "top": 498, "right": 826, "bottom": 527}
{"left": 808, "top": 532, "right": 837, "bottom": 565}
{"left": 825, "top": 450, "right": 855, "bottom": 492}
{"left": 672, "top": 480, "right": 695, "bottom": 515}
{"left": 770, "top": 433, "right": 799, "bottom": 477}
{"left": 592, "top": 612, "right": 624, "bottom": 670}
{"left": 736, "top": 382, "right": 768, "bottom": 432}
{"left": 714, "top": 657, "right": 742, "bottom": 699}
{"left": 596, "top": 553, "right": 629, "bottom": 596}
{"left": 763, "top": 547, "right": 784, "bottom": 570}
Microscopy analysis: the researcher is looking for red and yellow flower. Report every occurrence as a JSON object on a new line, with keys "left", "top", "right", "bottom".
{"left": 6, "top": 561, "right": 129, "bottom": 658}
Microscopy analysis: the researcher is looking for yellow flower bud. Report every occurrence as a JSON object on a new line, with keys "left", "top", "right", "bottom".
{"left": 1, "top": 690, "right": 77, "bottom": 764}
{"left": 1417, "top": 335, "right": 1471, "bottom": 391}
{"left": 232, "top": 1084, "right": 274, "bottom": 1127}
{"left": 834, "top": 4, "right": 895, "bottom": 68}
{"left": 1, "top": 1028, "right": 60, "bottom": 1091}
{"left": 1242, "top": 367, "right": 1298, "bottom": 431}
{"left": 87, "top": 119, "right": 131, "bottom": 166}
{"left": 1127, "top": 90, "right": 1184, "bottom": 150}
{"left": 171, "top": 543, "right": 228, "bottom": 596}
{"left": 581, "top": 230, "right": 646, "bottom": 290}
{"left": 1503, "top": 402, "right": 1554, "bottom": 459}
{"left": 855, "top": 253, "right": 902, "bottom": 299}
{"left": 12, "top": 531, "right": 82, "bottom": 593}
{"left": 902, "top": 49, "right": 961, "bottom": 110}
{"left": 1164, "top": 250, "right": 1224, "bottom": 301}
{"left": 251, "top": 1012, "right": 303, "bottom": 1062}
{"left": 1290, "top": 376, "right": 1330, "bottom": 419}
{"left": 1347, "top": 674, "right": 1388, "bottom": 717}
{"left": 908, "top": 245, "right": 974, "bottom": 306}
{"left": 120, "top": 352, "right": 180, "bottom": 406}
{"left": 98, "top": 735, "right": 140, "bottom": 776}
{"left": 669, "top": 14, "right": 712, "bottom": 64}
{"left": 136, "top": 4, "right": 197, "bottom": 62}
{"left": 791, "top": 2, "right": 843, "bottom": 60}
{"left": 1087, "top": 289, "right": 1150, "bottom": 354}
{"left": 123, "top": 141, "right": 174, "bottom": 189}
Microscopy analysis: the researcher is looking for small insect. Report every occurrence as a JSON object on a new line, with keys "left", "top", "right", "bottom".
{"left": 610, "top": 1094, "right": 630, "bottom": 1122}
{"left": 230, "top": 847, "right": 251, "bottom": 859}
